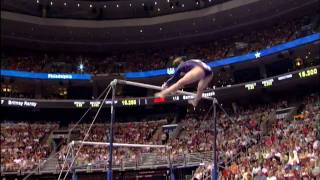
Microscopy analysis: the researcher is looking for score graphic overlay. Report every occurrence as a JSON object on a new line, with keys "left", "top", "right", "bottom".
{"left": 153, "top": 97, "right": 166, "bottom": 104}
{"left": 298, "top": 68, "right": 317, "bottom": 78}
{"left": 278, "top": 74, "right": 292, "bottom": 81}
{"left": 90, "top": 101, "right": 101, "bottom": 108}
{"left": 245, "top": 83, "right": 256, "bottom": 90}
{"left": 172, "top": 96, "right": 180, "bottom": 101}
{"left": 1, "top": 66, "right": 319, "bottom": 108}
{"left": 262, "top": 79, "right": 274, "bottom": 87}
{"left": 74, "top": 101, "right": 85, "bottom": 108}
{"left": 121, "top": 99, "right": 137, "bottom": 106}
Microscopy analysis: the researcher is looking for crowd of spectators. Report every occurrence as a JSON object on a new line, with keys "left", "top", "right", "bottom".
{"left": 0, "top": 122, "right": 58, "bottom": 172}
{"left": 55, "top": 99, "right": 289, "bottom": 173}
{"left": 193, "top": 162, "right": 213, "bottom": 180}
{"left": 57, "top": 120, "right": 167, "bottom": 169}
{"left": 1, "top": 14, "right": 318, "bottom": 100}
{"left": 193, "top": 95, "right": 320, "bottom": 179}
{"left": 1, "top": 14, "right": 317, "bottom": 75}
{"left": 171, "top": 100, "right": 289, "bottom": 164}
{"left": 182, "top": 101, "right": 285, "bottom": 180}
{"left": 224, "top": 95, "right": 320, "bottom": 179}
{"left": 1, "top": 94, "right": 319, "bottom": 180}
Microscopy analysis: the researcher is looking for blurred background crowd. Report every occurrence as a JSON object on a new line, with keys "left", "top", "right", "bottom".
{"left": 1, "top": 94, "right": 319, "bottom": 179}
{"left": 1, "top": 14, "right": 318, "bottom": 75}
{"left": 1, "top": 3, "right": 320, "bottom": 180}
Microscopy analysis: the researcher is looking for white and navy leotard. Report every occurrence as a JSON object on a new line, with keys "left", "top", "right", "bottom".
{"left": 165, "top": 59, "right": 212, "bottom": 86}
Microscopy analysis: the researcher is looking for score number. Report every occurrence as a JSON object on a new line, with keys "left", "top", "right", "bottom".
{"left": 262, "top": 79, "right": 274, "bottom": 87}
{"left": 299, "top": 68, "right": 317, "bottom": 78}
{"left": 74, "top": 101, "right": 85, "bottom": 108}
{"left": 245, "top": 83, "right": 256, "bottom": 90}
{"left": 121, "top": 99, "right": 137, "bottom": 106}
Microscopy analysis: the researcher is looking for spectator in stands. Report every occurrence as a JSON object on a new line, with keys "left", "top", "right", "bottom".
{"left": 1, "top": 122, "right": 58, "bottom": 172}
{"left": 1, "top": 14, "right": 317, "bottom": 76}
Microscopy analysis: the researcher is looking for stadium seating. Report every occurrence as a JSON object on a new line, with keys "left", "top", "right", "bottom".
{"left": 2, "top": 14, "right": 316, "bottom": 75}
{"left": 0, "top": 123, "right": 58, "bottom": 172}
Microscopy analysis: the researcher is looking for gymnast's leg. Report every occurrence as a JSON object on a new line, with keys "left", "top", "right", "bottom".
{"left": 156, "top": 66, "right": 205, "bottom": 98}
{"left": 189, "top": 74, "right": 213, "bottom": 107}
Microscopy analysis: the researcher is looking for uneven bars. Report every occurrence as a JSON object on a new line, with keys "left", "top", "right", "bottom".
{"left": 116, "top": 79, "right": 215, "bottom": 101}
{"left": 71, "top": 141, "right": 170, "bottom": 148}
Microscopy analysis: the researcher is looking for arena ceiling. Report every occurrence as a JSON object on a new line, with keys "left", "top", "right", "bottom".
{"left": 2, "top": 0, "right": 231, "bottom": 19}
{"left": 1, "top": 0, "right": 319, "bottom": 52}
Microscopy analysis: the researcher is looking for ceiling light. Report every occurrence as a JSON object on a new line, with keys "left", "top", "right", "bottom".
{"left": 129, "top": 3, "right": 132, "bottom": 7}
{"left": 50, "top": 1, "right": 53, "bottom": 5}
{"left": 167, "top": 0, "right": 170, "bottom": 2}
{"left": 116, "top": 4, "right": 119, "bottom": 8}
{"left": 64, "top": 2, "right": 66, "bottom": 6}
{"left": 140, "top": 29, "right": 143, "bottom": 33}
{"left": 157, "top": 8, "right": 160, "bottom": 11}
{"left": 155, "top": 1, "right": 157, "bottom": 5}
{"left": 142, "top": 3, "right": 144, "bottom": 6}
{"left": 89, "top": 4, "right": 92, "bottom": 8}
{"left": 209, "top": 0, "right": 211, "bottom": 2}
{"left": 160, "top": 27, "right": 162, "bottom": 31}
{"left": 36, "top": 0, "right": 39, "bottom": 4}
{"left": 104, "top": 5, "right": 106, "bottom": 8}
{"left": 78, "top": 63, "right": 84, "bottom": 71}
{"left": 181, "top": 4, "right": 184, "bottom": 7}
{"left": 77, "top": 3, "right": 80, "bottom": 7}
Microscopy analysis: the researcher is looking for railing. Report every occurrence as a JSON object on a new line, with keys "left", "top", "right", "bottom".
{"left": 1, "top": 151, "right": 216, "bottom": 175}
{"left": 191, "top": 110, "right": 286, "bottom": 180}
{"left": 0, "top": 124, "right": 263, "bottom": 177}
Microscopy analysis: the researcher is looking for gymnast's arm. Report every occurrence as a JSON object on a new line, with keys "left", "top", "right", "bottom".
{"left": 163, "top": 66, "right": 182, "bottom": 88}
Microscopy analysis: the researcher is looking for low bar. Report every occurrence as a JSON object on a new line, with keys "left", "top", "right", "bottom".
{"left": 116, "top": 79, "right": 215, "bottom": 101}
{"left": 71, "top": 141, "right": 170, "bottom": 148}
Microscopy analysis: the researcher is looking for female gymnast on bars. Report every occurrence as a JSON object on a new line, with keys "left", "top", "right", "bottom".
{"left": 155, "top": 57, "right": 213, "bottom": 107}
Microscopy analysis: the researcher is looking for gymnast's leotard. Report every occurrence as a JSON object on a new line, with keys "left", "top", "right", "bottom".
{"left": 164, "top": 59, "right": 212, "bottom": 86}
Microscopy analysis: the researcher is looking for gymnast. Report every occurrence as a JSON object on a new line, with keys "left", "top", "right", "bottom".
{"left": 155, "top": 57, "right": 213, "bottom": 107}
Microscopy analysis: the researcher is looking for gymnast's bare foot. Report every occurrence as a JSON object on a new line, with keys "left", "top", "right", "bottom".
{"left": 188, "top": 99, "right": 199, "bottom": 107}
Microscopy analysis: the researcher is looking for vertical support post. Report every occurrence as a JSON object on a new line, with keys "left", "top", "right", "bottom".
{"left": 212, "top": 98, "right": 218, "bottom": 180}
{"left": 107, "top": 80, "right": 117, "bottom": 180}
{"left": 168, "top": 149, "right": 175, "bottom": 180}
{"left": 71, "top": 145, "right": 77, "bottom": 180}
{"left": 38, "top": 160, "right": 40, "bottom": 173}
{"left": 72, "top": 172, "right": 77, "bottom": 180}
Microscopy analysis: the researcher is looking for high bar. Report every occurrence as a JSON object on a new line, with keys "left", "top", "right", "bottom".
{"left": 71, "top": 141, "right": 170, "bottom": 148}
{"left": 115, "top": 79, "right": 215, "bottom": 101}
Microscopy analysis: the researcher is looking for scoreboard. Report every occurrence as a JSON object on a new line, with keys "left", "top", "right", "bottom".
{"left": 1, "top": 66, "right": 319, "bottom": 109}
{"left": 244, "top": 66, "right": 318, "bottom": 91}
{"left": 298, "top": 68, "right": 317, "bottom": 78}
{"left": 121, "top": 99, "right": 137, "bottom": 106}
